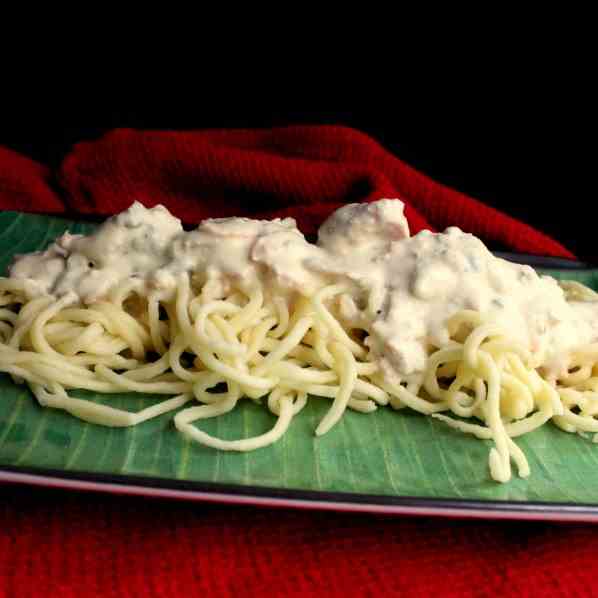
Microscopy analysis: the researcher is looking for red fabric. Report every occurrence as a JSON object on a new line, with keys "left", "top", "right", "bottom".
{"left": 0, "top": 485, "right": 594, "bottom": 598}
{"left": 0, "top": 146, "right": 65, "bottom": 214}
{"left": 1, "top": 125, "right": 573, "bottom": 257}
{"left": 0, "top": 126, "right": 586, "bottom": 598}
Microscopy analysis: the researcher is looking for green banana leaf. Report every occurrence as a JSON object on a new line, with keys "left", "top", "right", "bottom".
{"left": 2, "top": 210, "right": 598, "bottom": 506}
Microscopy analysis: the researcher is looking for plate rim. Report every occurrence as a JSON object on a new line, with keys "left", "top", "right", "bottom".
{"left": 3, "top": 464, "right": 598, "bottom": 523}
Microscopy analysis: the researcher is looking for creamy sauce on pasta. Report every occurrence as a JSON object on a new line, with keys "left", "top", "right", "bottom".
{"left": 9, "top": 199, "right": 598, "bottom": 382}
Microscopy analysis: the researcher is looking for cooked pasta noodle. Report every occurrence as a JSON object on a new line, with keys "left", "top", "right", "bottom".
{"left": 2, "top": 272, "right": 598, "bottom": 484}
{"left": 3, "top": 200, "right": 598, "bottom": 484}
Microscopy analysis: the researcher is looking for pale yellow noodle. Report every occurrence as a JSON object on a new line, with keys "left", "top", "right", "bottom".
{"left": 2, "top": 272, "right": 598, "bottom": 485}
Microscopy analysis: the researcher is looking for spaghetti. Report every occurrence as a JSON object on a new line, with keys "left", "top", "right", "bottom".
{"left": 2, "top": 200, "right": 598, "bottom": 484}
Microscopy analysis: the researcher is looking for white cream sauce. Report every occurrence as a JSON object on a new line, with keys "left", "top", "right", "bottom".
{"left": 9, "top": 199, "right": 598, "bottom": 382}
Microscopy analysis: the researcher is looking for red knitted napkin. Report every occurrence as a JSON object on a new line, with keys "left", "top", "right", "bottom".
{"left": 0, "top": 126, "right": 586, "bottom": 598}
{"left": 0, "top": 125, "right": 574, "bottom": 257}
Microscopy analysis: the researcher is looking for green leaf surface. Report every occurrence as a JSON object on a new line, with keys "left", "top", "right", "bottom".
{"left": 2, "top": 211, "right": 598, "bottom": 503}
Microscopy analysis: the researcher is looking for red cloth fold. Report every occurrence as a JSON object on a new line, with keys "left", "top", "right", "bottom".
{"left": 1, "top": 125, "right": 573, "bottom": 257}
{"left": 0, "top": 126, "right": 586, "bottom": 598}
{"left": 0, "top": 146, "right": 65, "bottom": 214}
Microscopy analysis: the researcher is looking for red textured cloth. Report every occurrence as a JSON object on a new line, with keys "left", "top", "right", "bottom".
{"left": 0, "top": 125, "right": 574, "bottom": 257}
{"left": 0, "top": 126, "right": 587, "bottom": 598}
{"left": 0, "top": 485, "right": 594, "bottom": 598}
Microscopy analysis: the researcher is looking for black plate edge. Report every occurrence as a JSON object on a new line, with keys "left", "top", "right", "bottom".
{"left": 494, "top": 252, "right": 596, "bottom": 270}
{"left": 2, "top": 464, "right": 598, "bottom": 521}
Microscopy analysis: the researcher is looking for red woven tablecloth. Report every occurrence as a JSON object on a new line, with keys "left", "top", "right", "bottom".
{"left": 0, "top": 126, "right": 590, "bottom": 598}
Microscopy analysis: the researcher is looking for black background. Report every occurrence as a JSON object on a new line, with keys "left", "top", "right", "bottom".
{"left": 0, "top": 85, "right": 592, "bottom": 261}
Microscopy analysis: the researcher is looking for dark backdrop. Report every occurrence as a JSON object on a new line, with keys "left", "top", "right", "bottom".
{"left": 0, "top": 91, "right": 591, "bottom": 261}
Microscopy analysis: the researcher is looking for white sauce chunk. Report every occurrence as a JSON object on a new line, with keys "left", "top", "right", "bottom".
{"left": 9, "top": 198, "right": 598, "bottom": 383}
